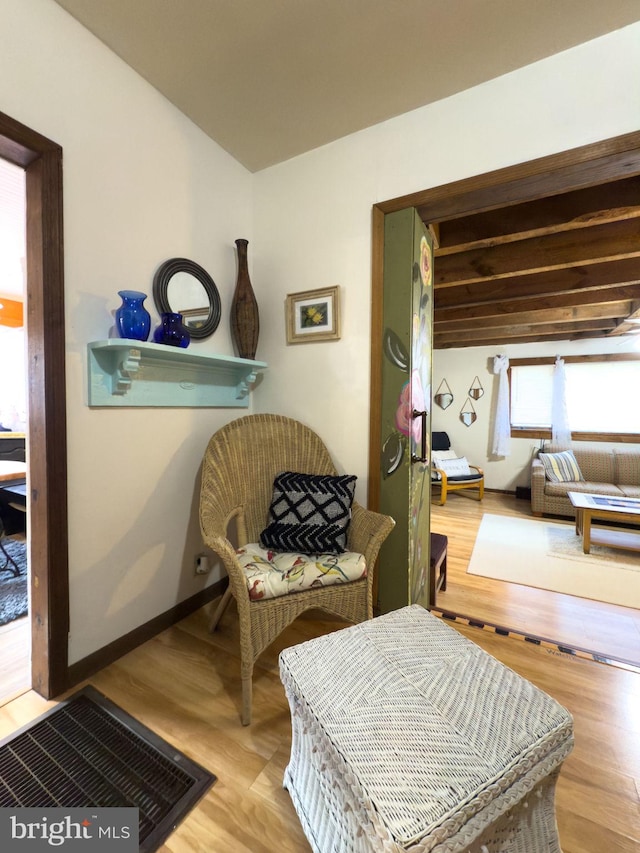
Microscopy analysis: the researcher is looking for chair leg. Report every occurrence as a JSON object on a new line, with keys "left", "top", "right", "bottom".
{"left": 241, "top": 674, "right": 253, "bottom": 726}
{"left": 478, "top": 479, "right": 484, "bottom": 500}
{"left": 209, "top": 586, "right": 232, "bottom": 633}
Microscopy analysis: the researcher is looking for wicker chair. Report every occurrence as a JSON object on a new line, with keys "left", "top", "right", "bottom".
{"left": 199, "top": 413, "right": 395, "bottom": 725}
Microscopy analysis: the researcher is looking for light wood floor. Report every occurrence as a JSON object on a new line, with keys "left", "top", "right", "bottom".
{"left": 431, "top": 491, "right": 640, "bottom": 665}
{"left": 0, "top": 528, "right": 30, "bottom": 706}
{"left": 0, "top": 494, "right": 638, "bottom": 851}
{"left": 0, "top": 616, "right": 29, "bottom": 706}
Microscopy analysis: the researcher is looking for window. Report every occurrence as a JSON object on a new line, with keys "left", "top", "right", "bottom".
{"left": 509, "top": 355, "right": 640, "bottom": 442}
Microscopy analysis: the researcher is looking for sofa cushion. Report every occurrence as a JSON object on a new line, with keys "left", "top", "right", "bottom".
{"left": 614, "top": 451, "right": 640, "bottom": 486}
{"left": 544, "top": 480, "right": 623, "bottom": 498}
{"left": 544, "top": 444, "right": 616, "bottom": 483}
{"left": 539, "top": 450, "right": 584, "bottom": 483}
{"left": 572, "top": 448, "right": 615, "bottom": 483}
{"left": 617, "top": 485, "right": 640, "bottom": 499}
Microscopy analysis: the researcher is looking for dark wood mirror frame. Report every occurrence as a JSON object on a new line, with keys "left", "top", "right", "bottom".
{"left": 152, "top": 257, "right": 221, "bottom": 340}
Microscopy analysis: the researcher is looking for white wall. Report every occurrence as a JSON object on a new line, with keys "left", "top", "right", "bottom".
{"left": 1, "top": 0, "right": 254, "bottom": 663}
{"left": 253, "top": 22, "right": 640, "bottom": 505}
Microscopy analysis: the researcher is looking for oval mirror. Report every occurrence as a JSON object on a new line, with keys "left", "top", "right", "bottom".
{"left": 153, "top": 258, "right": 221, "bottom": 340}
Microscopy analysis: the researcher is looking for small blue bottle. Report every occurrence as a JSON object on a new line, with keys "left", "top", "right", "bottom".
{"left": 153, "top": 312, "right": 190, "bottom": 348}
{"left": 115, "top": 290, "right": 151, "bottom": 341}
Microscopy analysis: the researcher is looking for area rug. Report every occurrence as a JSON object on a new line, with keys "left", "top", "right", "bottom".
{"left": 0, "top": 538, "right": 28, "bottom": 626}
{"left": 0, "top": 685, "right": 216, "bottom": 852}
{"left": 467, "top": 513, "right": 640, "bottom": 608}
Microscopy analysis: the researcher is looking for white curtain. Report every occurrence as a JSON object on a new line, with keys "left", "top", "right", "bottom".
{"left": 491, "top": 355, "right": 510, "bottom": 457}
{"left": 551, "top": 356, "right": 572, "bottom": 448}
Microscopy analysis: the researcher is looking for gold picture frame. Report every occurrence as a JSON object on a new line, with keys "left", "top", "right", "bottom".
{"left": 286, "top": 286, "right": 341, "bottom": 344}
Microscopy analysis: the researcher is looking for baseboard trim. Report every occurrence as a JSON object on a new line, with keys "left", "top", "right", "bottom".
{"left": 66, "top": 579, "right": 227, "bottom": 691}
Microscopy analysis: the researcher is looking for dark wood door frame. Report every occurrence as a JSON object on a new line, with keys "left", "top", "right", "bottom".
{"left": 0, "top": 110, "right": 69, "bottom": 698}
{"left": 369, "top": 130, "right": 640, "bottom": 511}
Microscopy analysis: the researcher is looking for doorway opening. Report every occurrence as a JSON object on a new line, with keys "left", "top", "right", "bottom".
{"left": 369, "top": 131, "right": 640, "bottom": 662}
{"left": 0, "top": 156, "right": 29, "bottom": 703}
{"left": 0, "top": 109, "right": 69, "bottom": 700}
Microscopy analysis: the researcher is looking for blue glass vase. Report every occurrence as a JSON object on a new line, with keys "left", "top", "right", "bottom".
{"left": 115, "top": 290, "right": 151, "bottom": 341}
{"left": 153, "top": 312, "right": 190, "bottom": 348}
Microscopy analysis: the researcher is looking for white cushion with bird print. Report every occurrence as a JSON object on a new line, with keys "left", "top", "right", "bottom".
{"left": 236, "top": 543, "right": 367, "bottom": 601}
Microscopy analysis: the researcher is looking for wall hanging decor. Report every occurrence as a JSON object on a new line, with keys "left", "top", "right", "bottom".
{"left": 434, "top": 378, "right": 453, "bottom": 410}
{"left": 230, "top": 238, "right": 260, "bottom": 359}
{"left": 469, "top": 376, "right": 484, "bottom": 399}
{"left": 459, "top": 397, "right": 477, "bottom": 427}
{"left": 286, "top": 286, "right": 341, "bottom": 344}
{"left": 153, "top": 257, "right": 221, "bottom": 341}
{"left": 115, "top": 290, "right": 151, "bottom": 342}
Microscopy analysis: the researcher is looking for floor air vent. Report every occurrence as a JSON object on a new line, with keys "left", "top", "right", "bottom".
{"left": 0, "top": 685, "right": 216, "bottom": 851}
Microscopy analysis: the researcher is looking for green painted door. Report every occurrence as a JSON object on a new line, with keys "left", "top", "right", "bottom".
{"left": 377, "top": 208, "right": 433, "bottom": 613}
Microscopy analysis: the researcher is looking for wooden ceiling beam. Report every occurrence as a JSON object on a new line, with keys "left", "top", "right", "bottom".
{"left": 434, "top": 258, "right": 640, "bottom": 308}
{"left": 434, "top": 330, "right": 615, "bottom": 348}
{"left": 435, "top": 285, "right": 640, "bottom": 321}
{"left": 435, "top": 218, "right": 640, "bottom": 286}
{"left": 382, "top": 133, "right": 640, "bottom": 350}
{"left": 379, "top": 131, "right": 640, "bottom": 220}
{"left": 434, "top": 319, "right": 618, "bottom": 346}
{"left": 609, "top": 324, "right": 640, "bottom": 338}
{"left": 435, "top": 176, "right": 640, "bottom": 251}
{"left": 435, "top": 302, "right": 632, "bottom": 332}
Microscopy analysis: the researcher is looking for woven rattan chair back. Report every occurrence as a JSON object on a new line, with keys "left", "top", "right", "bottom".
{"left": 201, "top": 413, "right": 337, "bottom": 547}
{"left": 199, "top": 413, "right": 394, "bottom": 724}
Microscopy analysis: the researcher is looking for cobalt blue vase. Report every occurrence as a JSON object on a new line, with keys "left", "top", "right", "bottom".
{"left": 115, "top": 290, "right": 151, "bottom": 341}
{"left": 153, "top": 312, "right": 190, "bottom": 348}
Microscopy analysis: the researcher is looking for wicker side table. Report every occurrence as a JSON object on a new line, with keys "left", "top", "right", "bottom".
{"left": 279, "top": 606, "right": 573, "bottom": 853}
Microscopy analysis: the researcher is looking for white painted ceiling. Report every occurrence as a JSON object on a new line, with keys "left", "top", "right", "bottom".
{"left": 53, "top": 0, "right": 640, "bottom": 172}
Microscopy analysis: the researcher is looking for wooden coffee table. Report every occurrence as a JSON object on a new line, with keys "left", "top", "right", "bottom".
{"left": 568, "top": 491, "right": 640, "bottom": 554}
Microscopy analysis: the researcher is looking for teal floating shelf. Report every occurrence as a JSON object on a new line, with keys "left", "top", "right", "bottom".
{"left": 87, "top": 340, "right": 267, "bottom": 408}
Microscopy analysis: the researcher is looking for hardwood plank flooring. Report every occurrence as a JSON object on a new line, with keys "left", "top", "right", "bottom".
{"left": 0, "top": 527, "right": 30, "bottom": 706}
{"left": 431, "top": 491, "right": 640, "bottom": 665}
{"left": 0, "top": 491, "right": 638, "bottom": 850}
{"left": 0, "top": 592, "right": 637, "bottom": 851}
{"left": 0, "top": 615, "right": 29, "bottom": 706}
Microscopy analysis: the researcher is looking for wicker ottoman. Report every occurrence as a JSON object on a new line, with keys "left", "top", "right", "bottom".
{"left": 279, "top": 606, "right": 573, "bottom": 853}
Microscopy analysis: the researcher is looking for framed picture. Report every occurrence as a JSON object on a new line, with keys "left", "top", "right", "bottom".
{"left": 179, "top": 306, "right": 211, "bottom": 331}
{"left": 286, "top": 286, "right": 341, "bottom": 344}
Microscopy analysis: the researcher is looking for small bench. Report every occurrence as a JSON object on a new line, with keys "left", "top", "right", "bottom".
{"left": 280, "top": 605, "right": 573, "bottom": 853}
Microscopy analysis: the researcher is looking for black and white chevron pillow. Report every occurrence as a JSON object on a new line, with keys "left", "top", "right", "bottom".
{"left": 260, "top": 471, "right": 357, "bottom": 555}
